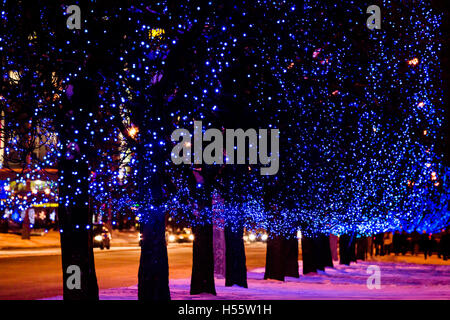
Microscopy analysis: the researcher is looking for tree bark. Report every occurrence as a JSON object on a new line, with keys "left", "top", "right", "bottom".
{"left": 58, "top": 157, "right": 99, "bottom": 300}
{"left": 301, "top": 235, "right": 318, "bottom": 274}
{"left": 21, "top": 209, "right": 31, "bottom": 240}
{"left": 225, "top": 225, "right": 248, "bottom": 288}
{"left": 339, "top": 234, "right": 349, "bottom": 265}
{"left": 319, "top": 234, "right": 334, "bottom": 268}
{"left": 56, "top": 77, "right": 102, "bottom": 300}
{"left": 339, "top": 234, "right": 356, "bottom": 265}
{"left": 356, "top": 236, "right": 368, "bottom": 261}
{"left": 313, "top": 236, "right": 325, "bottom": 271}
{"left": 191, "top": 223, "right": 216, "bottom": 295}
{"left": 264, "top": 234, "right": 285, "bottom": 281}
{"left": 138, "top": 208, "right": 170, "bottom": 300}
{"left": 0, "top": 217, "right": 8, "bottom": 233}
{"left": 350, "top": 235, "right": 357, "bottom": 263}
{"left": 213, "top": 225, "right": 226, "bottom": 279}
{"left": 283, "top": 236, "right": 300, "bottom": 278}
{"left": 329, "top": 234, "right": 339, "bottom": 261}
{"left": 302, "top": 234, "right": 333, "bottom": 273}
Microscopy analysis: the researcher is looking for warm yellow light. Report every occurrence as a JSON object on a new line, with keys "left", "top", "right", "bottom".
{"left": 431, "top": 172, "right": 437, "bottom": 180}
{"left": 8, "top": 70, "right": 20, "bottom": 82}
{"left": 118, "top": 168, "right": 125, "bottom": 180}
{"left": 28, "top": 32, "right": 37, "bottom": 41}
{"left": 149, "top": 28, "right": 165, "bottom": 39}
{"left": 32, "top": 203, "right": 58, "bottom": 208}
{"left": 408, "top": 58, "right": 419, "bottom": 66}
{"left": 128, "top": 126, "right": 138, "bottom": 139}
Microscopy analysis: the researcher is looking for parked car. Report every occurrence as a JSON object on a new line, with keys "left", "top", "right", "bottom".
{"left": 93, "top": 224, "right": 111, "bottom": 250}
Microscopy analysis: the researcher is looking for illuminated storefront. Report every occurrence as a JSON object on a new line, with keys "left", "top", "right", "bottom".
{"left": 0, "top": 169, "right": 58, "bottom": 230}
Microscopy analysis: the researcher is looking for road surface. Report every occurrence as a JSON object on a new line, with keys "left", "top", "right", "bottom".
{"left": 0, "top": 243, "right": 267, "bottom": 300}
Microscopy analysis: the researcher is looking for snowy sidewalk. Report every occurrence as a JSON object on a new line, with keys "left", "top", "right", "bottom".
{"left": 0, "top": 246, "right": 140, "bottom": 258}
{"left": 0, "top": 230, "right": 139, "bottom": 250}
{"left": 368, "top": 253, "right": 450, "bottom": 266}
{"left": 0, "top": 230, "right": 61, "bottom": 250}
{"left": 46, "top": 260, "right": 450, "bottom": 300}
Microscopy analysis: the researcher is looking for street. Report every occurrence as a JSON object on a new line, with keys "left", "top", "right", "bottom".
{"left": 0, "top": 243, "right": 267, "bottom": 300}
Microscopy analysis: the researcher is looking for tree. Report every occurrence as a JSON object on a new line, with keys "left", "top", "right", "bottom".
{"left": 1, "top": 0, "right": 447, "bottom": 300}
{"left": 1, "top": 0, "right": 139, "bottom": 299}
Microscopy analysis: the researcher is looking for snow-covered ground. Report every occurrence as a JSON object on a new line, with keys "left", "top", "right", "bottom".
{"left": 46, "top": 260, "right": 450, "bottom": 300}
{"left": 0, "top": 246, "right": 139, "bottom": 258}
{"left": 0, "top": 230, "right": 139, "bottom": 250}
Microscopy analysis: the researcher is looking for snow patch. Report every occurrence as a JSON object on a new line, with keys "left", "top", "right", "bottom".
{"left": 44, "top": 260, "right": 450, "bottom": 300}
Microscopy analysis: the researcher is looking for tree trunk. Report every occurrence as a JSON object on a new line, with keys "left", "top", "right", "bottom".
{"left": 339, "top": 234, "right": 349, "bottom": 265}
{"left": 339, "top": 234, "right": 355, "bottom": 266}
{"left": 312, "top": 236, "right": 325, "bottom": 271}
{"left": 329, "top": 234, "right": 339, "bottom": 261}
{"left": 138, "top": 208, "right": 170, "bottom": 300}
{"left": 319, "top": 234, "right": 334, "bottom": 268}
{"left": 21, "top": 209, "right": 31, "bottom": 240}
{"left": 301, "top": 235, "right": 318, "bottom": 274}
{"left": 350, "top": 234, "right": 357, "bottom": 263}
{"left": 213, "top": 225, "right": 226, "bottom": 279}
{"left": 212, "top": 193, "right": 226, "bottom": 278}
{"left": 106, "top": 198, "right": 113, "bottom": 233}
{"left": 191, "top": 223, "right": 216, "bottom": 295}
{"left": 283, "top": 236, "right": 300, "bottom": 278}
{"left": 58, "top": 157, "right": 99, "bottom": 300}
{"left": 356, "top": 236, "right": 368, "bottom": 261}
{"left": 264, "top": 234, "right": 285, "bottom": 281}
{"left": 225, "top": 225, "right": 247, "bottom": 288}
{"left": 0, "top": 217, "right": 8, "bottom": 233}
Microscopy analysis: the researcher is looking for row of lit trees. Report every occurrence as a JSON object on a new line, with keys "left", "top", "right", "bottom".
{"left": 1, "top": 0, "right": 448, "bottom": 300}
